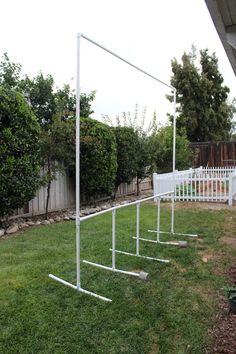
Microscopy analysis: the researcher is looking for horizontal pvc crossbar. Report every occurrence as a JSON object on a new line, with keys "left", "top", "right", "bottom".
{"left": 83, "top": 260, "right": 140, "bottom": 277}
{"left": 148, "top": 230, "right": 198, "bottom": 238}
{"left": 48, "top": 274, "right": 112, "bottom": 302}
{"left": 80, "top": 33, "right": 175, "bottom": 91}
{"left": 80, "top": 191, "right": 174, "bottom": 223}
{"left": 111, "top": 249, "right": 170, "bottom": 263}
{"left": 133, "top": 237, "right": 179, "bottom": 246}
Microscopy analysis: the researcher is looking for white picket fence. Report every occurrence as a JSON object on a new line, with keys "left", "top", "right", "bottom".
{"left": 153, "top": 166, "right": 236, "bottom": 205}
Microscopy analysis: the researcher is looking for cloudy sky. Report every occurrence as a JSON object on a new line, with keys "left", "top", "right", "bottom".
{"left": 1, "top": 0, "right": 235, "bottom": 127}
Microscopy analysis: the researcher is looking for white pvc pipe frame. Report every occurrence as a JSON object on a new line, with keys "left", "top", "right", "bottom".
{"left": 83, "top": 191, "right": 172, "bottom": 272}
{"left": 48, "top": 33, "right": 191, "bottom": 302}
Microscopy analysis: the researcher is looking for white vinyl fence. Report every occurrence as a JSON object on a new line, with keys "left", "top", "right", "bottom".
{"left": 153, "top": 167, "right": 236, "bottom": 205}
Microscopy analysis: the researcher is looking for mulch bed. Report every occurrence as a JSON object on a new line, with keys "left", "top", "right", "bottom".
{"left": 208, "top": 266, "right": 236, "bottom": 354}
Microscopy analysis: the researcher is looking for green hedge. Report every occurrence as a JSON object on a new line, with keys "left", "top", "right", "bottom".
{"left": 113, "top": 126, "right": 139, "bottom": 190}
{"left": 0, "top": 87, "right": 41, "bottom": 218}
{"left": 80, "top": 117, "right": 117, "bottom": 200}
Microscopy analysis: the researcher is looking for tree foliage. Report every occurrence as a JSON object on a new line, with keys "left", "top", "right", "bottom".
{"left": 79, "top": 118, "right": 117, "bottom": 200}
{"left": 55, "top": 84, "right": 76, "bottom": 120}
{"left": 19, "top": 72, "right": 76, "bottom": 217}
{"left": 150, "top": 125, "right": 191, "bottom": 173}
{"left": 40, "top": 115, "right": 75, "bottom": 217}
{"left": 0, "top": 53, "right": 21, "bottom": 88}
{"left": 80, "top": 91, "right": 96, "bottom": 118}
{"left": 135, "top": 132, "right": 153, "bottom": 194}
{"left": 0, "top": 87, "right": 41, "bottom": 219}
{"left": 168, "top": 48, "right": 235, "bottom": 142}
{"left": 20, "top": 73, "right": 56, "bottom": 127}
{"left": 113, "top": 126, "right": 139, "bottom": 190}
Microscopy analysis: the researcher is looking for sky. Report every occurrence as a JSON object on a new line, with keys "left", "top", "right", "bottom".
{"left": 0, "top": 0, "right": 235, "bottom": 127}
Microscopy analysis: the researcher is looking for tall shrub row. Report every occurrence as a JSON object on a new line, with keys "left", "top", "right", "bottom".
{"left": 0, "top": 53, "right": 192, "bottom": 220}
{"left": 80, "top": 118, "right": 117, "bottom": 201}
{"left": 0, "top": 86, "right": 41, "bottom": 218}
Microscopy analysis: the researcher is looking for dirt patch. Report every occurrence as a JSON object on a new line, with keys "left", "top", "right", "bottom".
{"left": 149, "top": 333, "right": 159, "bottom": 354}
{"left": 207, "top": 265, "right": 236, "bottom": 354}
{"left": 173, "top": 202, "right": 235, "bottom": 210}
{"left": 221, "top": 237, "right": 236, "bottom": 248}
{"left": 170, "top": 260, "right": 187, "bottom": 273}
{"left": 199, "top": 251, "right": 228, "bottom": 262}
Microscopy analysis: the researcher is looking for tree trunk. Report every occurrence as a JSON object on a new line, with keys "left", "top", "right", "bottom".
{"left": 136, "top": 176, "right": 140, "bottom": 196}
{"left": 45, "top": 158, "right": 51, "bottom": 219}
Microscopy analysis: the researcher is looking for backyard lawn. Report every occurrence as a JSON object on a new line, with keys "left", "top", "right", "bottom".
{"left": 0, "top": 202, "right": 235, "bottom": 354}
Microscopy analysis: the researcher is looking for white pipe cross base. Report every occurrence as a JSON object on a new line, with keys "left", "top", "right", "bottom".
{"left": 48, "top": 274, "right": 112, "bottom": 302}
{"left": 133, "top": 236, "right": 188, "bottom": 248}
{"left": 146, "top": 229, "right": 198, "bottom": 247}
{"left": 82, "top": 260, "right": 146, "bottom": 279}
{"left": 148, "top": 230, "right": 198, "bottom": 238}
{"left": 112, "top": 248, "right": 170, "bottom": 264}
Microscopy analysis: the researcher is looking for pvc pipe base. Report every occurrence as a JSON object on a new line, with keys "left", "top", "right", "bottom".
{"left": 179, "top": 240, "right": 188, "bottom": 248}
{"left": 148, "top": 230, "right": 198, "bottom": 238}
{"left": 111, "top": 248, "right": 170, "bottom": 263}
{"left": 48, "top": 274, "right": 112, "bottom": 302}
{"left": 83, "top": 260, "right": 140, "bottom": 277}
{"left": 139, "top": 271, "right": 149, "bottom": 280}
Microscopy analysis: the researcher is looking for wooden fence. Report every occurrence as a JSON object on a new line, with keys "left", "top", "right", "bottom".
{"left": 190, "top": 141, "right": 236, "bottom": 167}
{"left": 14, "top": 172, "right": 152, "bottom": 218}
{"left": 153, "top": 166, "right": 236, "bottom": 205}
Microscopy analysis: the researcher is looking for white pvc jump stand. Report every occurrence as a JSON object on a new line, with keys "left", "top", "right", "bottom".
{"left": 49, "top": 33, "right": 113, "bottom": 303}
{"left": 48, "top": 32, "right": 179, "bottom": 302}
{"left": 83, "top": 194, "right": 171, "bottom": 281}
{"left": 134, "top": 196, "right": 198, "bottom": 248}
{"left": 112, "top": 201, "right": 170, "bottom": 264}
{"left": 83, "top": 209, "right": 148, "bottom": 280}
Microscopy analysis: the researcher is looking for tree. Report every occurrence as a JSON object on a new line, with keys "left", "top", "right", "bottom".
{"left": 20, "top": 73, "right": 56, "bottom": 127}
{"left": 40, "top": 115, "right": 75, "bottom": 218}
{"left": 150, "top": 125, "right": 191, "bottom": 173}
{"left": 80, "top": 90, "right": 96, "bottom": 118}
{"left": 136, "top": 132, "right": 152, "bottom": 195}
{"left": 55, "top": 84, "right": 76, "bottom": 120}
{"left": 168, "top": 47, "right": 235, "bottom": 142}
{"left": 113, "top": 126, "right": 139, "bottom": 193}
{"left": 0, "top": 87, "right": 41, "bottom": 220}
{"left": 0, "top": 53, "right": 21, "bottom": 88}
{"left": 103, "top": 104, "right": 158, "bottom": 195}
{"left": 0, "top": 53, "right": 98, "bottom": 216}
{"left": 19, "top": 70, "right": 96, "bottom": 215}
{"left": 19, "top": 74, "right": 71, "bottom": 218}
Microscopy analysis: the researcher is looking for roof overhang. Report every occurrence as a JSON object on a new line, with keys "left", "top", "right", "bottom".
{"left": 205, "top": 0, "right": 236, "bottom": 76}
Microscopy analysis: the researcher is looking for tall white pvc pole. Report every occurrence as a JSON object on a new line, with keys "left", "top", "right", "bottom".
{"left": 171, "top": 89, "right": 177, "bottom": 233}
{"left": 76, "top": 33, "right": 81, "bottom": 289}
{"left": 156, "top": 198, "right": 161, "bottom": 243}
{"left": 172, "top": 89, "right": 176, "bottom": 174}
{"left": 112, "top": 210, "right": 116, "bottom": 270}
{"left": 136, "top": 203, "right": 140, "bottom": 256}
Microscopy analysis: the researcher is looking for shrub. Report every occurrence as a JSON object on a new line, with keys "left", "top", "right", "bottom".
{"left": 150, "top": 125, "right": 192, "bottom": 173}
{"left": 0, "top": 87, "right": 41, "bottom": 219}
{"left": 79, "top": 118, "right": 117, "bottom": 201}
{"left": 113, "top": 126, "right": 139, "bottom": 190}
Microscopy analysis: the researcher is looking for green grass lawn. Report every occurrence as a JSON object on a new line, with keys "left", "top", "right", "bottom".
{"left": 0, "top": 203, "right": 235, "bottom": 354}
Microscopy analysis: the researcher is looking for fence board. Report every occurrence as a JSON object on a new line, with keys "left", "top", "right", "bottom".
{"left": 11, "top": 172, "right": 152, "bottom": 218}
{"left": 190, "top": 141, "right": 236, "bottom": 167}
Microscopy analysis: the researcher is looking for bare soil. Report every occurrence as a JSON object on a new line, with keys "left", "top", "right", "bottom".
{"left": 207, "top": 266, "right": 236, "bottom": 354}
{"left": 171, "top": 201, "right": 236, "bottom": 210}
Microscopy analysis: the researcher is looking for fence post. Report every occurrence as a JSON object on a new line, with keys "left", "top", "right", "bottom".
{"left": 153, "top": 173, "right": 158, "bottom": 200}
{"left": 229, "top": 173, "right": 233, "bottom": 206}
